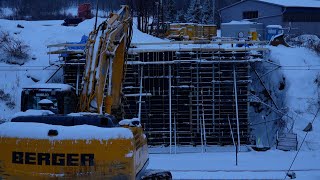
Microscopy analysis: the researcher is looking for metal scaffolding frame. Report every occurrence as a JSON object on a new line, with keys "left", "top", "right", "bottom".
{"left": 123, "top": 47, "right": 267, "bottom": 146}
{"left": 57, "top": 44, "right": 267, "bottom": 147}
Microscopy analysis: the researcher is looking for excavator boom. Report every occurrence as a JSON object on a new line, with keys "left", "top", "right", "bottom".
{"left": 80, "top": 5, "right": 132, "bottom": 115}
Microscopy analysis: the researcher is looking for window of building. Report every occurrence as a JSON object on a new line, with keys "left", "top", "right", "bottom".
{"left": 283, "top": 12, "right": 320, "bottom": 22}
{"left": 243, "top": 11, "right": 258, "bottom": 19}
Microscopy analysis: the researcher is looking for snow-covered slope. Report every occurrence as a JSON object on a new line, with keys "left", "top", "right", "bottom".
{"left": 269, "top": 45, "right": 320, "bottom": 151}
{"left": 0, "top": 18, "right": 164, "bottom": 121}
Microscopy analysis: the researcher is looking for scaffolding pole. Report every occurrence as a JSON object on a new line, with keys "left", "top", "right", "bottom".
{"left": 201, "top": 89, "right": 207, "bottom": 152}
{"left": 169, "top": 65, "right": 172, "bottom": 154}
{"left": 174, "top": 113, "right": 177, "bottom": 154}
{"left": 138, "top": 66, "right": 143, "bottom": 121}
{"left": 228, "top": 115, "right": 238, "bottom": 166}
{"left": 76, "top": 64, "right": 80, "bottom": 95}
{"left": 233, "top": 65, "right": 241, "bottom": 151}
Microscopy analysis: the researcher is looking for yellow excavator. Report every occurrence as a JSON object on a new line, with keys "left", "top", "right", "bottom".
{"left": 0, "top": 6, "right": 171, "bottom": 180}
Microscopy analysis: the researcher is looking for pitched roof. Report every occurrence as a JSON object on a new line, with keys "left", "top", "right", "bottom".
{"left": 257, "top": 0, "right": 320, "bottom": 8}
{"left": 220, "top": 0, "right": 320, "bottom": 11}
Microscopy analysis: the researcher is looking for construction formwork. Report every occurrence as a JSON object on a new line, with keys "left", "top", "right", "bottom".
{"left": 123, "top": 45, "right": 266, "bottom": 146}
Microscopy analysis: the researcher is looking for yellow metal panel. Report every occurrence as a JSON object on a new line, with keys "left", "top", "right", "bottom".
{"left": 203, "top": 25, "right": 217, "bottom": 38}
{"left": 0, "top": 138, "right": 134, "bottom": 179}
{"left": 0, "top": 127, "right": 148, "bottom": 180}
{"left": 251, "top": 31, "right": 258, "bottom": 41}
{"left": 111, "top": 38, "right": 126, "bottom": 111}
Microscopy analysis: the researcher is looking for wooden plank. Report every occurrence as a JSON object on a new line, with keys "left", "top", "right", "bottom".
{"left": 47, "top": 43, "right": 86, "bottom": 48}
{"left": 131, "top": 40, "right": 268, "bottom": 46}
{"left": 47, "top": 49, "right": 85, "bottom": 55}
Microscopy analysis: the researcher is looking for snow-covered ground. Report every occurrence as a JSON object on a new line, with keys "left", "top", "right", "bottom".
{"left": 148, "top": 149, "right": 320, "bottom": 179}
{"left": 0, "top": 17, "right": 319, "bottom": 179}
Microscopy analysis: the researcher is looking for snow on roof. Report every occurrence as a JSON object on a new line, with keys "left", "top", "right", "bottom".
{"left": 222, "top": 20, "right": 262, "bottom": 25}
{"left": 12, "top": 110, "right": 54, "bottom": 119}
{"left": 38, "top": 99, "right": 54, "bottom": 105}
{"left": 23, "top": 83, "right": 74, "bottom": 91}
{"left": 0, "top": 122, "right": 133, "bottom": 140}
{"left": 67, "top": 112, "right": 102, "bottom": 116}
{"left": 257, "top": 0, "right": 320, "bottom": 8}
{"left": 266, "top": 25, "right": 283, "bottom": 29}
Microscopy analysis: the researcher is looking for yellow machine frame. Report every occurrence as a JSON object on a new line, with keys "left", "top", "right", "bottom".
{"left": 80, "top": 5, "right": 132, "bottom": 115}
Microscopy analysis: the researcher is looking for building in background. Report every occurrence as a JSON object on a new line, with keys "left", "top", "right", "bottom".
{"left": 219, "top": 0, "right": 320, "bottom": 36}
{"left": 215, "top": 0, "right": 240, "bottom": 26}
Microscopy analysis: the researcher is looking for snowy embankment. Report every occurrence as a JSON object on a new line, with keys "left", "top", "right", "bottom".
{"left": 269, "top": 46, "right": 320, "bottom": 151}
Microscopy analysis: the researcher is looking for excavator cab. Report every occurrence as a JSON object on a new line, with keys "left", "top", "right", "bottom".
{"left": 21, "top": 83, "right": 78, "bottom": 114}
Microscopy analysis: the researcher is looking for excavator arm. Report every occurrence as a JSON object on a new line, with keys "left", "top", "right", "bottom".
{"left": 80, "top": 5, "right": 132, "bottom": 115}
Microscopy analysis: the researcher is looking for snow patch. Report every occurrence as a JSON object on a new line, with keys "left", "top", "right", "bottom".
{"left": 125, "top": 151, "right": 133, "bottom": 158}
{"left": 23, "top": 83, "right": 74, "bottom": 91}
{"left": 38, "top": 99, "right": 54, "bottom": 105}
{"left": 223, "top": 20, "right": 260, "bottom": 25}
{"left": 119, "top": 118, "right": 141, "bottom": 127}
{"left": 12, "top": 110, "right": 54, "bottom": 118}
{"left": 266, "top": 25, "right": 283, "bottom": 29}
{"left": 67, "top": 112, "right": 101, "bottom": 116}
{"left": 0, "top": 122, "right": 133, "bottom": 140}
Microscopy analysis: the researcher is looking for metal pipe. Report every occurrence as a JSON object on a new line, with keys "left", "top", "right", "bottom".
{"left": 174, "top": 113, "right": 177, "bottom": 154}
{"left": 169, "top": 65, "right": 172, "bottom": 154}
{"left": 126, "top": 59, "right": 263, "bottom": 65}
{"left": 138, "top": 66, "right": 143, "bottom": 121}
{"left": 212, "top": 63, "right": 215, "bottom": 134}
{"left": 131, "top": 40, "right": 267, "bottom": 46}
{"left": 76, "top": 64, "right": 80, "bottom": 95}
{"left": 233, "top": 65, "right": 241, "bottom": 151}
{"left": 228, "top": 115, "right": 236, "bottom": 147}
{"left": 196, "top": 62, "right": 200, "bottom": 134}
{"left": 129, "top": 47, "right": 268, "bottom": 53}
{"left": 201, "top": 89, "right": 207, "bottom": 152}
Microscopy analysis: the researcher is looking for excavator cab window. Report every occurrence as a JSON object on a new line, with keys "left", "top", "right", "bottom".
{"left": 29, "top": 96, "right": 58, "bottom": 111}
{"left": 21, "top": 88, "right": 77, "bottom": 114}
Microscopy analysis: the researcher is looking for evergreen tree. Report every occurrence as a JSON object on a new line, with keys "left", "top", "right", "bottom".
{"left": 202, "top": 0, "right": 214, "bottom": 24}
{"left": 185, "top": 0, "right": 196, "bottom": 22}
{"left": 165, "top": 0, "right": 177, "bottom": 22}
{"left": 176, "top": 10, "right": 186, "bottom": 23}
{"left": 186, "top": 0, "right": 202, "bottom": 23}
{"left": 193, "top": 0, "right": 202, "bottom": 23}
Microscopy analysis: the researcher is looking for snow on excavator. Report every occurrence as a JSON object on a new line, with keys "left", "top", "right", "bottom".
{"left": 0, "top": 6, "right": 171, "bottom": 180}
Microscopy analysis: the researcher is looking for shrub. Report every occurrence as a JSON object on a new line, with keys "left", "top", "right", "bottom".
{"left": 289, "top": 34, "right": 320, "bottom": 55}
{"left": 5, "top": 101, "right": 16, "bottom": 110}
{"left": 0, "top": 31, "right": 30, "bottom": 65}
